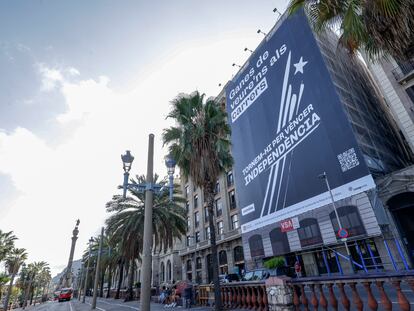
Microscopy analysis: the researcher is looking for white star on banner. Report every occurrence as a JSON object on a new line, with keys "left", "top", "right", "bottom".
{"left": 293, "top": 57, "right": 308, "bottom": 75}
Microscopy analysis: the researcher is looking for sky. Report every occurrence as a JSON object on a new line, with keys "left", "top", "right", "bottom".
{"left": 0, "top": 0, "right": 287, "bottom": 276}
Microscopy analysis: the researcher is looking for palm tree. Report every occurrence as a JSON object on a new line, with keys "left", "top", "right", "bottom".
{"left": 106, "top": 174, "right": 186, "bottom": 301}
{"left": 163, "top": 91, "right": 233, "bottom": 311}
{"left": 3, "top": 248, "right": 27, "bottom": 311}
{"left": 34, "top": 266, "right": 51, "bottom": 300}
{"left": 0, "top": 231, "right": 17, "bottom": 263}
{"left": 0, "top": 273, "right": 10, "bottom": 300}
{"left": 87, "top": 234, "right": 114, "bottom": 298}
{"left": 288, "top": 0, "right": 414, "bottom": 61}
{"left": 22, "top": 261, "right": 48, "bottom": 309}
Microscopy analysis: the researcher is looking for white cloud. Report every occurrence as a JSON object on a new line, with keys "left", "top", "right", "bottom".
{"left": 67, "top": 67, "right": 80, "bottom": 77}
{"left": 0, "top": 28, "right": 269, "bottom": 276}
{"left": 37, "top": 63, "right": 64, "bottom": 91}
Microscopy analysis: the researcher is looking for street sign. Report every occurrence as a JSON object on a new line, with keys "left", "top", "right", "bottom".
{"left": 338, "top": 228, "right": 349, "bottom": 239}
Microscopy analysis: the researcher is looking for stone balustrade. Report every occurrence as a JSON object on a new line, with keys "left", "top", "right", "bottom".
{"left": 289, "top": 272, "right": 414, "bottom": 311}
{"left": 197, "top": 281, "right": 268, "bottom": 310}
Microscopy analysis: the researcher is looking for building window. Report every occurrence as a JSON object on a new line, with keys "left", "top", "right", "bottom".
{"left": 229, "top": 190, "right": 236, "bottom": 209}
{"left": 219, "top": 250, "right": 228, "bottom": 274}
{"left": 219, "top": 250, "right": 227, "bottom": 265}
{"left": 160, "top": 262, "right": 165, "bottom": 282}
{"left": 167, "top": 260, "right": 172, "bottom": 281}
{"left": 186, "top": 259, "right": 192, "bottom": 281}
{"left": 217, "top": 221, "right": 224, "bottom": 235}
{"left": 206, "top": 255, "right": 213, "bottom": 283}
{"left": 215, "top": 199, "right": 223, "bottom": 217}
{"left": 215, "top": 181, "right": 220, "bottom": 195}
{"left": 196, "top": 257, "right": 202, "bottom": 270}
{"left": 195, "top": 231, "right": 200, "bottom": 243}
{"left": 297, "top": 218, "right": 323, "bottom": 247}
{"left": 330, "top": 205, "right": 366, "bottom": 238}
{"left": 185, "top": 185, "right": 189, "bottom": 198}
{"left": 406, "top": 86, "right": 414, "bottom": 103}
{"left": 185, "top": 201, "right": 190, "bottom": 213}
{"left": 269, "top": 228, "right": 290, "bottom": 255}
{"left": 194, "top": 211, "right": 200, "bottom": 228}
{"left": 231, "top": 214, "right": 239, "bottom": 230}
{"left": 227, "top": 171, "right": 234, "bottom": 187}
{"left": 248, "top": 235, "right": 265, "bottom": 258}
{"left": 204, "top": 206, "right": 209, "bottom": 222}
{"left": 205, "top": 227, "right": 211, "bottom": 240}
{"left": 186, "top": 235, "right": 191, "bottom": 246}
{"left": 194, "top": 194, "right": 199, "bottom": 208}
{"left": 187, "top": 217, "right": 191, "bottom": 231}
{"left": 234, "top": 246, "right": 244, "bottom": 263}
{"left": 196, "top": 271, "right": 202, "bottom": 284}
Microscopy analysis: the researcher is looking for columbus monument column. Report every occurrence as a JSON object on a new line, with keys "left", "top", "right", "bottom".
{"left": 64, "top": 219, "right": 80, "bottom": 288}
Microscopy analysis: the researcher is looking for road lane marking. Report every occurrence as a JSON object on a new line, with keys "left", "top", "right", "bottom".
{"left": 85, "top": 301, "right": 106, "bottom": 311}
{"left": 69, "top": 302, "right": 74, "bottom": 311}
{"left": 98, "top": 300, "right": 139, "bottom": 310}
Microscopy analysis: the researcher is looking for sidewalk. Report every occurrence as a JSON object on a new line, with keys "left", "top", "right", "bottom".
{"left": 72, "top": 297, "right": 215, "bottom": 311}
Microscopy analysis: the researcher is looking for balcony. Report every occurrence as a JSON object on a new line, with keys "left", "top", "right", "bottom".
{"left": 392, "top": 60, "right": 414, "bottom": 84}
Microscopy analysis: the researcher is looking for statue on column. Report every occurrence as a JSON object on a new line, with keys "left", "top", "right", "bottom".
{"left": 63, "top": 219, "right": 80, "bottom": 288}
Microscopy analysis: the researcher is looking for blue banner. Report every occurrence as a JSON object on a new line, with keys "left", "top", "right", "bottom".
{"left": 226, "top": 11, "right": 375, "bottom": 233}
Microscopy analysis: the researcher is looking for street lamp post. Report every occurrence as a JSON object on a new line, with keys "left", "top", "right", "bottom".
{"left": 120, "top": 134, "right": 176, "bottom": 311}
{"left": 82, "top": 237, "right": 94, "bottom": 303}
{"left": 165, "top": 154, "right": 176, "bottom": 202}
{"left": 92, "top": 227, "right": 104, "bottom": 309}
{"left": 319, "top": 172, "right": 355, "bottom": 273}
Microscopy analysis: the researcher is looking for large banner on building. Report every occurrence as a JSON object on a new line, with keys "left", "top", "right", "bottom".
{"left": 226, "top": 11, "right": 375, "bottom": 234}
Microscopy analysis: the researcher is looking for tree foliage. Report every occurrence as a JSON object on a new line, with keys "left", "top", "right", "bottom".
{"left": 163, "top": 91, "right": 233, "bottom": 311}
{"left": 288, "top": 0, "right": 414, "bottom": 61}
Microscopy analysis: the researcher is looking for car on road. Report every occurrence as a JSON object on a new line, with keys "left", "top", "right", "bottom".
{"left": 241, "top": 269, "right": 270, "bottom": 281}
{"left": 242, "top": 266, "right": 295, "bottom": 281}
{"left": 58, "top": 288, "right": 73, "bottom": 302}
{"left": 218, "top": 273, "right": 241, "bottom": 283}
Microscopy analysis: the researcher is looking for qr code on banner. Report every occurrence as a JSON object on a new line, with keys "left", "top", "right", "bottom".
{"left": 337, "top": 148, "right": 360, "bottom": 172}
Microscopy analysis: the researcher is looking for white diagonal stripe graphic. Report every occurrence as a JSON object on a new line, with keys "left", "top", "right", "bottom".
{"left": 260, "top": 164, "right": 275, "bottom": 217}
{"left": 266, "top": 160, "right": 280, "bottom": 217}
{"left": 277, "top": 52, "right": 291, "bottom": 133}
{"left": 272, "top": 156, "right": 286, "bottom": 215}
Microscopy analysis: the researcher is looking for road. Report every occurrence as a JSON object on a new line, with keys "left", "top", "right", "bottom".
{"left": 15, "top": 298, "right": 214, "bottom": 311}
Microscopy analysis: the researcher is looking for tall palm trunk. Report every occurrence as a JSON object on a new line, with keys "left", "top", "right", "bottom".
{"left": 124, "top": 259, "right": 135, "bottom": 302}
{"left": 106, "top": 265, "right": 112, "bottom": 299}
{"left": 115, "top": 263, "right": 124, "bottom": 299}
{"left": 29, "top": 286, "right": 34, "bottom": 305}
{"left": 99, "top": 267, "right": 105, "bottom": 298}
{"left": 22, "top": 279, "right": 32, "bottom": 309}
{"left": 3, "top": 273, "right": 15, "bottom": 311}
{"left": 206, "top": 184, "right": 221, "bottom": 311}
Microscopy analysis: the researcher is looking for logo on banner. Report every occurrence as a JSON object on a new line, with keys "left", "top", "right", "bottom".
{"left": 280, "top": 217, "right": 299, "bottom": 232}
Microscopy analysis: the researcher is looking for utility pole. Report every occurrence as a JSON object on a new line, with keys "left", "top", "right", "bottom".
{"left": 82, "top": 238, "right": 93, "bottom": 303}
{"left": 92, "top": 227, "right": 104, "bottom": 309}
{"left": 140, "top": 134, "right": 154, "bottom": 311}
{"left": 78, "top": 263, "right": 84, "bottom": 301}
{"left": 319, "top": 172, "right": 355, "bottom": 272}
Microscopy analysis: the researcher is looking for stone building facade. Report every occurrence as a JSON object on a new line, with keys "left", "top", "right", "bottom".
{"left": 179, "top": 167, "right": 245, "bottom": 284}
{"left": 365, "top": 55, "right": 414, "bottom": 267}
